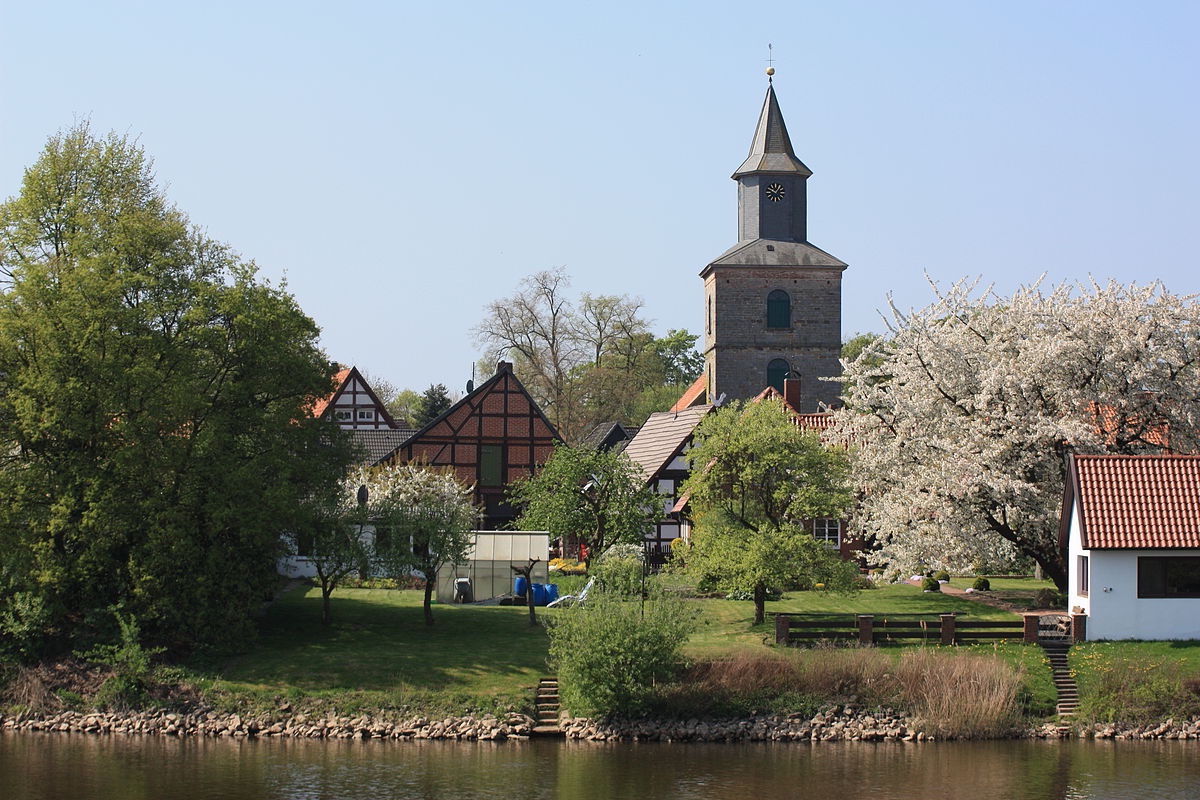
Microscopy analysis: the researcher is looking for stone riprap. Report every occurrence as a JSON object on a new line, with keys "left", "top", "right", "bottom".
{"left": 0, "top": 709, "right": 534, "bottom": 740}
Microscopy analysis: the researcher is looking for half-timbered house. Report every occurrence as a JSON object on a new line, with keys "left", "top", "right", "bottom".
{"left": 382, "top": 361, "right": 562, "bottom": 529}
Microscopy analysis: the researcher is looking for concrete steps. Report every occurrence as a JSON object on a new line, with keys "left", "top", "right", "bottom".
{"left": 532, "top": 677, "right": 562, "bottom": 737}
{"left": 1041, "top": 642, "right": 1079, "bottom": 719}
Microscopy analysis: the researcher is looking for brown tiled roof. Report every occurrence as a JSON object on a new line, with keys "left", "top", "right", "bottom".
{"left": 311, "top": 367, "right": 353, "bottom": 419}
{"left": 751, "top": 386, "right": 834, "bottom": 433}
{"left": 669, "top": 375, "right": 708, "bottom": 412}
{"left": 623, "top": 405, "right": 713, "bottom": 485}
{"left": 1088, "top": 401, "right": 1173, "bottom": 451}
{"left": 1071, "top": 454, "right": 1200, "bottom": 548}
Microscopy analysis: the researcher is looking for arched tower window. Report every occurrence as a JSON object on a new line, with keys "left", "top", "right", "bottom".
{"left": 767, "top": 359, "right": 790, "bottom": 393}
{"left": 767, "top": 290, "right": 790, "bottom": 329}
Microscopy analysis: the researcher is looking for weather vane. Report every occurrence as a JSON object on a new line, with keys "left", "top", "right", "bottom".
{"left": 766, "top": 43, "right": 775, "bottom": 82}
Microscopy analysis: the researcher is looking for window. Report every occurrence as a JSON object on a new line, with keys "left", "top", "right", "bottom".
{"left": 1137, "top": 557, "right": 1200, "bottom": 598}
{"left": 813, "top": 519, "right": 840, "bottom": 548}
{"left": 1077, "top": 555, "right": 1089, "bottom": 596}
{"left": 480, "top": 445, "right": 504, "bottom": 487}
{"left": 357, "top": 409, "right": 374, "bottom": 420}
{"left": 707, "top": 296, "right": 712, "bottom": 334}
{"left": 334, "top": 410, "right": 352, "bottom": 421}
{"left": 767, "top": 359, "right": 790, "bottom": 392}
{"left": 767, "top": 290, "right": 791, "bottom": 329}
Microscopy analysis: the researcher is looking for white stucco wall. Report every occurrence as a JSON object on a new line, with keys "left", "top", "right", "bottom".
{"left": 1069, "top": 507, "right": 1200, "bottom": 640}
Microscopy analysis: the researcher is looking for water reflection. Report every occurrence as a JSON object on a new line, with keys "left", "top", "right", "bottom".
{"left": 2, "top": 734, "right": 1199, "bottom": 800}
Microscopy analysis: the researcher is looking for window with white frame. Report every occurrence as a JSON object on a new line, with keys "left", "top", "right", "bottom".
{"left": 334, "top": 410, "right": 352, "bottom": 421}
{"left": 357, "top": 409, "right": 375, "bottom": 420}
{"left": 813, "top": 518, "right": 840, "bottom": 548}
{"left": 1077, "top": 555, "right": 1089, "bottom": 597}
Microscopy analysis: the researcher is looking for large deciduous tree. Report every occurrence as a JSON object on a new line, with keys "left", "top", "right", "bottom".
{"left": 0, "top": 124, "right": 351, "bottom": 656}
{"left": 835, "top": 278, "right": 1200, "bottom": 588}
{"left": 366, "top": 464, "right": 478, "bottom": 626}
{"left": 509, "top": 443, "right": 662, "bottom": 560}
{"left": 680, "top": 399, "right": 856, "bottom": 624}
{"left": 473, "top": 268, "right": 703, "bottom": 439}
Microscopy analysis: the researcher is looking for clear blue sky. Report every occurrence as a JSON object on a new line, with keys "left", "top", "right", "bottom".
{"left": 3, "top": 1, "right": 1197, "bottom": 394}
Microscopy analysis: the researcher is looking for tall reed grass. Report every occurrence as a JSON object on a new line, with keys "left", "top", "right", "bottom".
{"left": 894, "top": 648, "right": 1024, "bottom": 738}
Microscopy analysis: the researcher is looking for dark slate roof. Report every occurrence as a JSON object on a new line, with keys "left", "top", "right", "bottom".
{"left": 578, "top": 422, "right": 631, "bottom": 451}
{"left": 623, "top": 405, "right": 713, "bottom": 485}
{"left": 351, "top": 428, "right": 417, "bottom": 465}
{"left": 732, "top": 84, "right": 812, "bottom": 179}
{"left": 706, "top": 238, "right": 847, "bottom": 271}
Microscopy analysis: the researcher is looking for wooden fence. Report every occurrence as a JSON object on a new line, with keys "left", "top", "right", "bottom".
{"left": 774, "top": 613, "right": 1031, "bottom": 646}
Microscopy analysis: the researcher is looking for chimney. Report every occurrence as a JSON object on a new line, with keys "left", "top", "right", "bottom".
{"left": 496, "top": 360, "right": 513, "bottom": 375}
{"left": 783, "top": 376, "right": 802, "bottom": 410}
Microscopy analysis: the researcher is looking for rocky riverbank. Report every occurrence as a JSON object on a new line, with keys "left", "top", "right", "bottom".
{"left": 562, "top": 705, "right": 933, "bottom": 742}
{"left": 0, "top": 708, "right": 535, "bottom": 741}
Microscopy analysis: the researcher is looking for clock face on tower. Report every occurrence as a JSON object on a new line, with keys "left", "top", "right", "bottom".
{"left": 765, "top": 182, "right": 786, "bottom": 202}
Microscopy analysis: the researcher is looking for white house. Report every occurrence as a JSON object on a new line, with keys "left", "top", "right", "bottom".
{"left": 1063, "top": 454, "right": 1200, "bottom": 640}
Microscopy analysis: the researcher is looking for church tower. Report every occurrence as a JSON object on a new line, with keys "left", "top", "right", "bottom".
{"left": 701, "top": 78, "right": 846, "bottom": 411}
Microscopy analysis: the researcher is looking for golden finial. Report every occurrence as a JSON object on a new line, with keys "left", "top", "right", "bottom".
{"left": 766, "top": 67, "right": 775, "bottom": 77}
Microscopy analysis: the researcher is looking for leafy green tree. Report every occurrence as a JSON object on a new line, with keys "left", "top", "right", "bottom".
{"left": 652, "top": 329, "right": 706, "bottom": 386}
{"left": 366, "top": 464, "right": 478, "bottom": 626}
{"left": 0, "top": 124, "right": 351, "bottom": 655}
{"left": 415, "top": 383, "right": 452, "bottom": 427}
{"left": 510, "top": 444, "right": 662, "bottom": 559}
{"left": 389, "top": 388, "right": 422, "bottom": 427}
{"left": 681, "top": 398, "right": 856, "bottom": 623}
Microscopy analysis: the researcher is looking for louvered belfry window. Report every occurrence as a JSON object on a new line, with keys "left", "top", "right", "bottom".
{"left": 767, "top": 290, "right": 790, "bottom": 329}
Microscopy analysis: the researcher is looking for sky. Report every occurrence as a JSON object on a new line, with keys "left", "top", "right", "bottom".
{"left": 2, "top": 1, "right": 1198, "bottom": 394}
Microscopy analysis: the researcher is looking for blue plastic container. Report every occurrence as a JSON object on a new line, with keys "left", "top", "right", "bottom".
{"left": 514, "top": 576, "right": 529, "bottom": 597}
{"left": 545, "top": 584, "right": 560, "bottom": 604}
{"left": 531, "top": 583, "right": 548, "bottom": 606}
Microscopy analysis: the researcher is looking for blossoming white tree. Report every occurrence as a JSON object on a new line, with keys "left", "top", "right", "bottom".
{"left": 834, "top": 278, "right": 1200, "bottom": 588}
{"left": 366, "top": 463, "right": 479, "bottom": 626}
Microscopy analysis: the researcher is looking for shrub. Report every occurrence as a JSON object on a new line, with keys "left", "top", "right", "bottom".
{"left": 546, "top": 593, "right": 694, "bottom": 717}
{"left": 921, "top": 577, "right": 941, "bottom": 592}
{"left": 933, "top": 570, "right": 951, "bottom": 582}
{"left": 1034, "top": 588, "right": 1066, "bottom": 609}
{"left": 77, "top": 613, "right": 164, "bottom": 710}
{"left": 853, "top": 575, "right": 878, "bottom": 590}
{"left": 724, "top": 587, "right": 782, "bottom": 601}
{"left": 590, "top": 548, "right": 645, "bottom": 598}
{"left": 972, "top": 577, "right": 991, "bottom": 591}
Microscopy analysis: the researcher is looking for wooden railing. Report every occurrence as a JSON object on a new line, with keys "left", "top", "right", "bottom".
{"left": 774, "top": 613, "right": 1029, "bottom": 646}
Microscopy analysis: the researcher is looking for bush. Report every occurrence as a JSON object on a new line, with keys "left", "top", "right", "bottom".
{"left": 853, "top": 575, "right": 878, "bottom": 590}
{"left": 921, "top": 577, "right": 941, "bottom": 592}
{"left": 590, "top": 549, "right": 645, "bottom": 598}
{"left": 724, "top": 587, "right": 782, "bottom": 601}
{"left": 1034, "top": 588, "right": 1067, "bottom": 609}
{"left": 933, "top": 570, "right": 951, "bottom": 582}
{"left": 972, "top": 577, "right": 991, "bottom": 591}
{"left": 77, "top": 613, "right": 164, "bottom": 710}
{"left": 546, "top": 593, "right": 694, "bottom": 717}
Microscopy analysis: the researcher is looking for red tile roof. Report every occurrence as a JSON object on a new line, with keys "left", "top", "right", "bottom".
{"left": 751, "top": 386, "right": 834, "bottom": 433}
{"left": 1071, "top": 454, "right": 1200, "bottom": 548}
{"left": 669, "top": 375, "right": 708, "bottom": 412}
{"left": 310, "top": 367, "right": 353, "bottom": 419}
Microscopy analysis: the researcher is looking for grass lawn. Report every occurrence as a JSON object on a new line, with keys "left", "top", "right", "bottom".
{"left": 686, "top": 582, "right": 1019, "bottom": 656}
{"left": 194, "top": 579, "right": 1058, "bottom": 718}
{"left": 207, "top": 585, "right": 551, "bottom": 712}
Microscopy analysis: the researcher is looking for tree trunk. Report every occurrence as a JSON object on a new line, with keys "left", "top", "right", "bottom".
{"left": 321, "top": 585, "right": 333, "bottom": 626}
{"left": 753, "top": 581, "right": 766, "bottom": 625}
{"left": 423, "top": 577, "right": 435, "bottom": 626}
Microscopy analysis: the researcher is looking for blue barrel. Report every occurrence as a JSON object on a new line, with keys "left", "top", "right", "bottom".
{"left": 532, "top": 583, "right": 548, "bottom": 606}
{"left": 545, "top": 584, "right": 559, "bottom": 604}
{"left": 514, "top": 576, "right": 529, "bottom": 597}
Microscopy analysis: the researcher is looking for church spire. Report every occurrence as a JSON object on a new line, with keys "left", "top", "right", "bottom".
{"left": 732, "top": 82, "right": 812, "bottom": 179}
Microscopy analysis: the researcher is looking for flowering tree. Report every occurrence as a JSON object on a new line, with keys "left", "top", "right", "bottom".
{"left": 366, "top": 464, "right": 479, "bottom": 626}
{"left": 834, "top": 278, "right": 1200, "bottom": 588}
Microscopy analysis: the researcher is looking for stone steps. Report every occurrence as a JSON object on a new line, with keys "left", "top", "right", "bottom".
{"left": 532, "top": 677, "right": 562, "bottom": 737}
{"left": 1041, "top": 643, "right": 1079, "bottom": 719}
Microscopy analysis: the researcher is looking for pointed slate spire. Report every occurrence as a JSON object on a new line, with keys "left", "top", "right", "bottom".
{"left": 732, "top": 83, "right": 812, "bottom": 179}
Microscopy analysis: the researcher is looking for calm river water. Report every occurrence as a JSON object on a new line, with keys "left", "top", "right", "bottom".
{"left": 3, "top": 735, "right": 1199, "bottom": 799}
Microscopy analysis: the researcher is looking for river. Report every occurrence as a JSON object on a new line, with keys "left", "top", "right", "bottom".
{"left": 3, "top": 735, "right": 1199, "bottom": 799}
